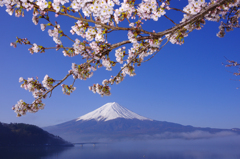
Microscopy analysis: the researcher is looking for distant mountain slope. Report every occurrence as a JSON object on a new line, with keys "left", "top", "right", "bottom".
{"left": 44, "top": 102, "right": 240, "bottom": 142}
{"left": 0, "top": 122, "right": 73, "bottom": 146}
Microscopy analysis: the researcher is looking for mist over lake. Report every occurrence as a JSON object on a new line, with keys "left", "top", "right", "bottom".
{"left": 1, "top": 136, "right": 240, "bottom": 159}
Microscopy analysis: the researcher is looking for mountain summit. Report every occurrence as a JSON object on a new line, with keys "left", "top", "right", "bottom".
{"left": 76, "top": 102, "right": 152, "bottom": 122}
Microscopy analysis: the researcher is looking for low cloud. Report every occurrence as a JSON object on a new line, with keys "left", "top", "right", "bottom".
{"left": 139, "top": 131, "right": 237, "bottom": 140}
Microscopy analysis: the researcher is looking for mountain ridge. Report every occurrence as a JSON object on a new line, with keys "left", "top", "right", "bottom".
{"left": 43, "top": 102, "right": 240, "bottom": 142}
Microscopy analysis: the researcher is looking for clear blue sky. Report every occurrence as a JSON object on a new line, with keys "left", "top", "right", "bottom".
{"left": 0, "top": 2, "right": 240, "bottom": 129}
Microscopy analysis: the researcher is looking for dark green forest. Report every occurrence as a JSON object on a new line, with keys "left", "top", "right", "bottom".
{"left": 0, "top": 122, "right": 73, "bottom": 146}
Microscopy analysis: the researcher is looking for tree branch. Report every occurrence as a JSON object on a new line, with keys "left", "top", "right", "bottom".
{"left": 164, "top": 15, "right": 177, "bottom": 25}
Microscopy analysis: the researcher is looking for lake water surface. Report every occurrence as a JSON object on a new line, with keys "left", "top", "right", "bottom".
{"left": 1, "top": 136, "right": 240, "bottom": 159}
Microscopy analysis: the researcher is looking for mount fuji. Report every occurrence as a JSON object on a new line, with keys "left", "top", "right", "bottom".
{"left": 43, "top": 102, "right": 240, "bottom": 142}
{"left": 76, "top": 102, "right": 152, "bottom": 122}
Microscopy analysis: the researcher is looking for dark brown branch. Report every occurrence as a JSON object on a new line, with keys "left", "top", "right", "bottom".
{"left": 169, "top": 7, "right": 189, "bottom": 14}
{"left": 164, "top": 15, "right": 177, "bottom": 25}
{"left": 63, "top": 33, "right": 75, "bottom": 43}
{"left": 44, "top": 46, "right": 71, "bottom": 50}
{"left": 32, "top": 72, "right": 72, "bottom": 105}
{"left": 152, "top": 0, "right": 228, "bottom": 37}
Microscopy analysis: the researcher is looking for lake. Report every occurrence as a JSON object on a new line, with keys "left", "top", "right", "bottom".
{"left": 1, "top": 136, "right": 240, "bottom": 159}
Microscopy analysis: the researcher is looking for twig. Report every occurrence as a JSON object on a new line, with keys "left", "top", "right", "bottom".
{"left": 72, "top": 79, "right": 76, "bottom": 86}
{"left": 78, "top": 11, "right": 83, "bottom": 18}
{"left": 33, "top": 72, "right": 73, "bottom": 104}
{"left": 113, "top": 45, "right": 150, "bottom": 80}
{"left": 169, "top": 7, "right": 189, "bottom": 14}
{"left": 49, "top": 90, "right": 53, "bottom": 98}
{"left": 164, "top": 15, "right": 177, "bottom": 25}
{"left": 143, "top": 37, "right": 170, "bottom": 62}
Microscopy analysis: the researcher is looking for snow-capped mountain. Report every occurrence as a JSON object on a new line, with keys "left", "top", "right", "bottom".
{"left": 43, "top": 102, "right": 240, "bottom": 142}
{"left": 76, "top": 102, "right": 152, "bottom": 122}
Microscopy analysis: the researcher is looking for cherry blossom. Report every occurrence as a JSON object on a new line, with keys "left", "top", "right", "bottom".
{"left": 1, "top": 0, "right": 239, "bottom": 116}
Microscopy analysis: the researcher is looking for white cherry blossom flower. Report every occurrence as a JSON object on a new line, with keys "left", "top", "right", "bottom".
{"left": 32, "top": 43, "right": 39, "bottom": 53}
{"left": 36, "top": 0, "right": 48, "bottom": 10}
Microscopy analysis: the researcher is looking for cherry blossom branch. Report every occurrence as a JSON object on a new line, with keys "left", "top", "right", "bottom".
{"left": 42, "top": 16, "right": 75, "bottom": 43}
{"left": 153, "top": 0, "right": 229, "bottom": 37}
{"left": 33, "top": 72, "right": 72, "bottom": 103}
{"left": 39, "top": 8, "right": 157, "bottom": 35}
{"left": 33, "top": 0, "right": 230, "bottom": 47}
{"left": 6, "top": 0, "right": 239, "bottom": 116}
{"left": 113, "top": 44, "right": 150, "bottom": 81}
{"left": 143, "top": 37, "right": 170, "bottom": 63}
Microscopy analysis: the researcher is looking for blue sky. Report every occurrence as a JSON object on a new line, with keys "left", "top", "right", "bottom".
{"left": 0, "top": 2, "right": 240, "bottom": 129}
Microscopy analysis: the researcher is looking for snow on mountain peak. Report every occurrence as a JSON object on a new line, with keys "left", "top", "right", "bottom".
{"left": 76, "top": 102, "right": 152, "bottom": 122}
